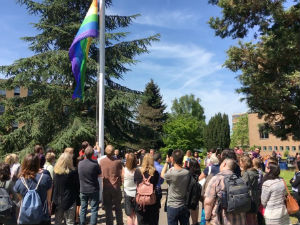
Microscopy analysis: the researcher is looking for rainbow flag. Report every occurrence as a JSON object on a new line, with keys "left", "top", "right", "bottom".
{"left": 69, "top": 0, "right": 98, "bottom": 99}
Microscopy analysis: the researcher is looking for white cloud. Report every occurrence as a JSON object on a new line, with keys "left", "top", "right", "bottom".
{"left": 107, "top": 8, "right": 200, "bottom": 29}
{"left": 135, "top": 10, "right": 200, "bottom": 29}
{"left": 123, "top": 41, "right": 249, "bottom": 126}
{"left": 134, "top": 42, "right": 222, "bottom": 88}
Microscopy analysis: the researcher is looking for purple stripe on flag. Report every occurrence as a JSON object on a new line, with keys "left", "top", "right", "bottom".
{"left": 69, "top": 29, "right": 98, "bottom": 60}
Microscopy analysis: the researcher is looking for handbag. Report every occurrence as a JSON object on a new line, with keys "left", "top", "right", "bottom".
{"left": 283, "top": 179, "right": 299, "bottom": 215}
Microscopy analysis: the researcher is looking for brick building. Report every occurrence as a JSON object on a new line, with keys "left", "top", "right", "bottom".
{"left": 232, "top": 113, "right": 300, "bottom": 156}
{"left": 0, "top": 82, "right": 30, "bottom": 129}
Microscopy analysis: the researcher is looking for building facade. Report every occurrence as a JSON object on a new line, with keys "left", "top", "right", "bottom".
{"left": 0, "top": 83, "right": 29, "bottom": 129}
{"left": 232, "top": 113, "right": 300, "bottom": 156}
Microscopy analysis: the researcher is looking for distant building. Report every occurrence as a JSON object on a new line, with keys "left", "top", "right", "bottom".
{"left": 232, "top": 113, "right": 246, "bottom": 130}
{"left": 0, "top": 80, "right": 30, "bottom": 129}
{"left": 232, "top": 113, "right": 300, "bottom": 156}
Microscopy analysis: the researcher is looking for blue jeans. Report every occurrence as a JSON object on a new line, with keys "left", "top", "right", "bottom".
{"left": 167, "top": 206, "right": 190, "bottom": 225}
{"left": 80, "top": 191, "right": 99, "bottom": 225}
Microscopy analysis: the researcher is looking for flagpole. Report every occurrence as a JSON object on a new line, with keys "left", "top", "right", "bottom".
{"left": 98, "top": 0, "right": 105, "bottom": 156}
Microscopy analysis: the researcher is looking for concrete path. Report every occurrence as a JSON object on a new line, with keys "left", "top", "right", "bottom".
{"left": 59, "top": 183, "right": 203, "bottom": 225}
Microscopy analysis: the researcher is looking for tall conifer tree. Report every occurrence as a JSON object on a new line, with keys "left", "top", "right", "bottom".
{"left": 137, "top": 79, "right": 167, "bottom": 150}
{"left": 0, "top": 0, "right": 159, "bottom": 156}
{"left": 204, "top": 113, "right": 230, "bottom": 150}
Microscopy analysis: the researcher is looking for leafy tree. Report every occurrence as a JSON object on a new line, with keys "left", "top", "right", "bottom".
{"left": 230, "top": 114, "right": 249, "bottom": 148}
{"left": 162, "top": 94, "right": 206, "bottom": 154}
{"left": 208, "top": 0, "right": 300, "bottom": 140}
{"left": 171, "top": 94, "right": 205, "bottom": 121}
{"left": 162, "top": 115, "right": 205, "bottom": 153}
{"left": 204, "top": 113, "right": 230, "bottom": 150}
{"left": 136, "top": 79, "right": 167, "bottom": 150}
{"left": 0, "top": 0, "right": 159, "bottom": 156}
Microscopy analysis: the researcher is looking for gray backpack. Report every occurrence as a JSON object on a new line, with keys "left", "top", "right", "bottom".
{"left": 0, "top": 182, "right": 14, "bottom": 219}
{"left": 221, "top": 174, "right": 251, "bottom": 213}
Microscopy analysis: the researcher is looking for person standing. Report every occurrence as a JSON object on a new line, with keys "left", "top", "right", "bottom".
{"left": 78, "top": 146, "right": 101, "bottom": 225}
{"left": 153, "top": 152, "right": 164, "bottom": 225}
{"left": 261, "top": 162, "right": 289, "bottom": 225}
{"left": 114, "top": 149, "right": 121, "bottom": 160}
{"left": 150, "top": 149, "right": 155, "bottom": 156}
{"left": 100, "top": 145, "right": 124, "bottom": 225}
{"left": 53, "top": 153, "right": 79, "bottom": 225}
{"left": 153, "top": 153, "right": 164, "bottom": 200}
{"left": 193, "top": 152, "right": 201, "bottom": 165}
{"left": 0, "top": 162, "right": 17, "bottom": 225}
{"left": 137, "top": 149, "right": 146, "bottom": 166}
{"left": 44, "top": 152, "right": 55, "bottom": 179}
{"left": 34, "top": 145, "right": 46, "bottom": 169}
{"left": 123, "top": 153, "right": 137, "bottom": 225}
{"left": 161, "top": 149, "right": 190, "bottom": 225}
{"left": 5, "top": 154, "right": 20, "bottom": 182}
{"left": 78, "top": 141, "right": 89, "bottom": 157}
{"left": 189, "top": 158, "right": 201, "bottom": 225}
{"left": 183, "top": 150, "right": 192, "bottom": 168}
{"left": 198, "top": 154, "right": 219, "bottom": 182}
{"left": 240, "top": 156, "right": 259, "bottom": 225}
{"left": 14, "top": 153, "right": 52, "bottom": 225}
{"left": 134, "top": 154, "right": 159, "bottom": 225}
{"left": 204, "top": 158, "right": 247, "bottom": 225}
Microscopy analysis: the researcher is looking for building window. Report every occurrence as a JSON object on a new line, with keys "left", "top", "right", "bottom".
{"left": 280, "top": 146, "right": 284, "bottom": 151}
{"left": 263, "top": 146, "right": 267, "bottom": 151}
{"left": 274, "top": 146, "right": 278, "bottom": 151}
{"left": 0, "top": 104, "right": 4, "bottom": 115}
{"left": 14, "top": 86, "right": 20, "bottom": 96}
{"left": 268, "top": 146, "right": 272, "bottom": 151}
{"left": 28, "top": 89, "right": 33, "bottom": 96}
{"left": 286, "top": 146, "right": 290, "bottom": 151}
{"left": 12, "top": 121, "right": 18, "bottom": 130}
{"left": 259, "top": 131, "right": 269, "bottom": 139}
{"left": 292, "top": 146, "right": 296, "bottom": 151}
{"left": 0, "top": 89, "right": 5, "bottom": 96}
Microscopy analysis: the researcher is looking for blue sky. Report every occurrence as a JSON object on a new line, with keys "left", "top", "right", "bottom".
{"left": 0, "top": 0, "right": 249, "bottom": 126}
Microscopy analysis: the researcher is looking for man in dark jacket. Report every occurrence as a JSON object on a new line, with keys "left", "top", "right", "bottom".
{"left": 78, "top": 146, "right": 101, "bottom": 225}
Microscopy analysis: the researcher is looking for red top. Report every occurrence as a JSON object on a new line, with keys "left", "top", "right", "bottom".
{"left": 79, "top": 149, "right": 98, "bottom": 160}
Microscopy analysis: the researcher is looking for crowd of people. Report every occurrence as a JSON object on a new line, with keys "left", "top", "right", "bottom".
{"left": 0, "top": 144, "right": 300, "bottom": 225}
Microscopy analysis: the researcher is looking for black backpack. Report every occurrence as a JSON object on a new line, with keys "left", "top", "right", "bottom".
{"left": 220, "top": 174, "right": 251, "bottom": 213}
{"left": 0, "top": 182, "right": 14, "bottom": 220}
{"left": 185, "top": 174, "right": 202, "bottom": 210}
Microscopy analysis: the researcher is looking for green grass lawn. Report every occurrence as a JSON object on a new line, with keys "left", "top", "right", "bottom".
{"left": 281, "top": 169, "right": 295, "bottom": 192}
{"left": 280, "top": 169, "right": 298, "bottom": 224}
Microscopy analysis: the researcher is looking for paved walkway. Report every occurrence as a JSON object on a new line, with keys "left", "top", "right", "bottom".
{"left": 91, "top": 183, "right": 203, "bottom": 225}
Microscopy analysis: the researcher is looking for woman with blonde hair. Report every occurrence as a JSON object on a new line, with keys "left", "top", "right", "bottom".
{"left": 64, "top": 147, "right": 74, "bottom": 156}
{"left": 123, "top": 153, "right": 138, "bottom": 225}
{"left": 183, "top": 150, "right": 192, "bottom": 168}
{"left": 5, "top": 154, "right": 20, "bottom": 181}
{"left": 53, "top": 153, "right": 79, "bottom": 225}
{"left": 134, "top": 153, "right": 159, "bottom": 225}
{"left": 44, "top": 152, "right": 56, "bottom": 179}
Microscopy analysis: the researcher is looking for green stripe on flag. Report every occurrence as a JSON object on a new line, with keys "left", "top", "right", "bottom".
{"left": 81, "top": 14, "right": 98, "bottom": 27}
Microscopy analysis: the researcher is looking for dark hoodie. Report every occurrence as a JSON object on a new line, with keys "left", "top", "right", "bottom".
{"left": 242, "top": 168, "right": 260, "bottom": 213}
